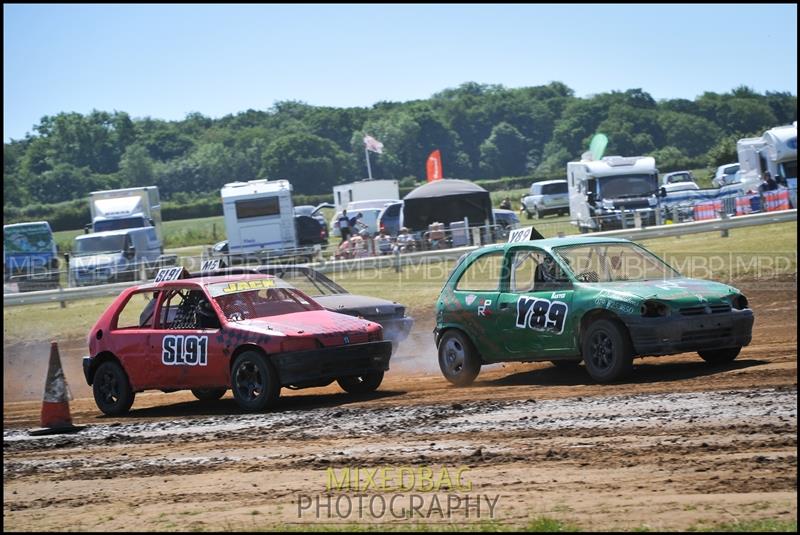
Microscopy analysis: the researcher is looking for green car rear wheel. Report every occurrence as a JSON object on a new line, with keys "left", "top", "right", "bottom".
{"left": 438, "top": 330, "right": 481, "bottom": 387}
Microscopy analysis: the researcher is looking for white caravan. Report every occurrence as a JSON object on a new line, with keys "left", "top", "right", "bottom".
{"left": 221, "top": 180, "right": 297, "bottom": 255}
{"left": 567, "top": 155, "right": 659, "bottom": 232}
{"left": 333, "top": 179, "right": 399, "bottom": 213}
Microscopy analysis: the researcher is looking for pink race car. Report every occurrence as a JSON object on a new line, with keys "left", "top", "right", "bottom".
{"left": 83, "top": 272, "right": 391, "bottom": 415}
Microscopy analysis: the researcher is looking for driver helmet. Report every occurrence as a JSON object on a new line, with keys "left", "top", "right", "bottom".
{"left": 226, "top": 294, "right": 252, "bottom": 319}
{"left": 197, "top": 298, "right": 215, "bottom": 318}
{"left": 540, "top": 255, "right": 559, "bottom": 281}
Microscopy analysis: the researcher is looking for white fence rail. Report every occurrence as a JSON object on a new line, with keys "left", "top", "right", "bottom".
{"left": 4, "top": 209, "right": 796, "bottom": 307}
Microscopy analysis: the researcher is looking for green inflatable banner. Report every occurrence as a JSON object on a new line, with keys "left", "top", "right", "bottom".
{"left": 589, "top": 133, "right": 608, "bottom": 161}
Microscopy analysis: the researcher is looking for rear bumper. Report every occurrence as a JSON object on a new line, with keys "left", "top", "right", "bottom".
{"left": 625, "top": 309, "right": 754, "bottom": 356}
{"left": 271, "top": 340, "right": 392, "bottom": 386}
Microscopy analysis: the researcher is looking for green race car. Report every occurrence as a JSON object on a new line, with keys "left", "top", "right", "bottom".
{"left": 434, "top": 237, "right": 754, "bottom": 385}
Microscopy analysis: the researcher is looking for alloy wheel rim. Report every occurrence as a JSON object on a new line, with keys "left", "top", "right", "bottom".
{"left": 99, "top": 371, "right": 119, "bottom": 404}
{"left": 444, "top": 339, "right": 465, "bottom": 374}
{"left": 235, "top": 361, "right": 264, "bottom": 401}
{"left": 590, "top": 331, "right": 614, "bottom": 370}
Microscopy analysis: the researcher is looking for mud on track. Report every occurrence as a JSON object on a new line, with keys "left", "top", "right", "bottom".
{"left": 3, "top": 280, "right": 798, "bottom": 530}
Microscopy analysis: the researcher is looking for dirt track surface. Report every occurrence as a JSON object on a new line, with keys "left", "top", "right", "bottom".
{"left": 3, "top": 281, "right": 798, "bottom": 531}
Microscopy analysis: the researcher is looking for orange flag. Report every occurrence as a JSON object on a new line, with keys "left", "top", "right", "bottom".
{"left": 426, "top": 150, "right": 443, "bottom": 182}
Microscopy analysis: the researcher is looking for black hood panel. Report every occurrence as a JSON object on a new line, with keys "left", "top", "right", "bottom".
{"left": 314, "top": 294, "right": 402, "bottom": 318}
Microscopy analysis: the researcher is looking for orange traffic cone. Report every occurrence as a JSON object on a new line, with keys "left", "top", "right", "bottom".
{"left": 29, "top": 342, "right": 84, "bottom": 435}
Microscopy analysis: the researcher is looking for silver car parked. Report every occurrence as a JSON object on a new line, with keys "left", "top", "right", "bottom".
{"left": 521, "top": 180, "right": 569, "bottom": 219}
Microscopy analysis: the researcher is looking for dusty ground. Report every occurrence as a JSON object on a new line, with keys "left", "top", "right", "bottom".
{"left": 3, "top": 280, "right": 798, "bottom": 531}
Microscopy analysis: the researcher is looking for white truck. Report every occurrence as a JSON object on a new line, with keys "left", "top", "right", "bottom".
{"left": 567, "top": 155, "right": 660, "bottom": 232}
{"left": 333, "top": 179, "right": 399, "bottom": 213}
{"left": 221, "top": 179, "right": 310, "bottom": 259}
{"left": 68, "top": 227, "right": 167, "bottom": 287}
{"left": 736, "top": 123, "right": 797, "bottom": 205}
{"left": 88, "top": 186, "right": 163, "bottom": 242}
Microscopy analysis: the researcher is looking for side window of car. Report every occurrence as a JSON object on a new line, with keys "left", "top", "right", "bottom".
{"left": 114, "top": 290, "right": 160, "bottom": 330}
{"left": 510, "top": 251, "right": 538, "bottom": 293}
{"left": 456, "top": 251, "right": 505, "bottom": 292}
{"left": 157, "top": 289, "right": 218, "bottom": 330}
{"left": 511, "top": 250, "right": 570, "bottom": 292}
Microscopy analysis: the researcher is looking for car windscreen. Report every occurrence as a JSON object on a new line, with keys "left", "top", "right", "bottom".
{"left": 3, "top": 224, "right": 54, "bottom": 254}
{"left": 666, "top": 173, "right": 691, "bottom": 183}
{"left": 554, "top": 243, "right": 679, "bottom": 283}
{"left": 94, "top": 217, "right": 147, "bottom": 233}
{"left": 74, "top": 235, "right": 127, "bottom": 256}
{"left": 722, "top": 165, "right": 739, "bottom": 176}
{"left": 598, "top": 174, "right": 657, "bottom": 198}
{"left": 213, "top": 287, "right": 323, "bottom": 321}
{"left": 541, "top": 183, "right": 567, "bottom": 195}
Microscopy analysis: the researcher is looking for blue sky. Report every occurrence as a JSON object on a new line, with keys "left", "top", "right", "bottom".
{"left": 3, "top": 4, "right": 797, "bottom": 142}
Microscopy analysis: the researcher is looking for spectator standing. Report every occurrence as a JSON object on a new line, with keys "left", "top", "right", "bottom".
{"left": 349, "top": 212, "right": 365, "bottom": 232}
{"left": 760, "top": 171, "right": 779, "bottom": 193}
{"left": 337, "top": 210, "right": 352, "bottom": 243}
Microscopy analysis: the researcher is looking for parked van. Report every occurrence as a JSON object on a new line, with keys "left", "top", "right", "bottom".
{"left": 69, "top": 227, "right": 165, "bottom": 287}
{"left": 3, "top": 221, "right": 60, "bottom": 292}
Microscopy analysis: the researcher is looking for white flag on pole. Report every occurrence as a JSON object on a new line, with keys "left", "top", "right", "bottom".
{"left": 363, "top": 135, "right": 384, "bottom": 154}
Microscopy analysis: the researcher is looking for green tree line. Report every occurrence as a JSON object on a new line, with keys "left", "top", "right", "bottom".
{"left": 4, "top": 82, "right": 796, "bottom": 213}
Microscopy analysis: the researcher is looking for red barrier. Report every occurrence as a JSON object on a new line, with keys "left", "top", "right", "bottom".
{"left": 763, "top": 189, "right": 791, "bottom": 212}
{"left": 735, "top": 194, "right": 759, "bottom": 215}
{"left": 693, "top": 200, "right": 722, "bottom": 221}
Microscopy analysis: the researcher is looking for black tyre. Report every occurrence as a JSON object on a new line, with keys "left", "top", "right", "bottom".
{"left": 93, "top": 361, "right": 135, "bottom": 416}
{"left": 532, "top": 207, "right": 541, "bottom": 219}
{"left": 698, "top": 347, "right": 741, "bottom": 365}
{"left": 525, "top": 210, "right": 533, "bottom": 220}
{"left": 551, "top": 359, "right": 581, "bottom": 369}
{"left": 581, "top": 319, "right": 633, "bottom": 383}
{"left": 438, "top": 330, "right": 481, "bottom": 387}
{"left": 230, "top": 351, "right": 280, "bottom": 411}
{"left": 191, "top": 387, "right": 227, "bottom": 401}
{"left": 337, "top": 371, "right": 384, "bottom": 394}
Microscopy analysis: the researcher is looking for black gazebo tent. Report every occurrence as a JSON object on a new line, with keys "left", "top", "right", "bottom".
{"left": 402, "top": 179, "right": 494, "bottom": 231}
